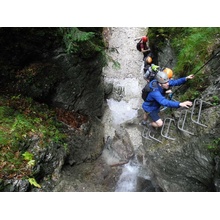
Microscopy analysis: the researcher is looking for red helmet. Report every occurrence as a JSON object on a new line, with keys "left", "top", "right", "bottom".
{"left": 142, "top": 36, "right": 148, "bottom": 43}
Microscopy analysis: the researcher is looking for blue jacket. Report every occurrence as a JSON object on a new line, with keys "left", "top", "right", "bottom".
{"left": 142, "top": 77, "right": 187, "bottom": 113}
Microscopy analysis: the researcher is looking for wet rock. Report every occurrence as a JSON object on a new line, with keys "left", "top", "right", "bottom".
{"left": 102, "top": 126, "right": 134, "bottom": 167}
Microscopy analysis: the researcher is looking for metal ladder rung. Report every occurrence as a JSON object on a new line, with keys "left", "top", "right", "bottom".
{"left": 161, "top": 118, "right": 176, "bottom": 141}
{"left": 191, "top": 98, "right": 213, "bottom": 127}
{"left": 142, "top": 127, "right": 162, "bottom": 143}
{"left": 148, "top": 131, "right": 163, "bottom": 143}
{"left": 177, "top": 109, "right": 194, "bottom": 135}
{"left": 142, "top": 127, "right": 151, "bottom": 140}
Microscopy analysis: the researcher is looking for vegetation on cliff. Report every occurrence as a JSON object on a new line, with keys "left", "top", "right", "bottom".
{"left": 0, "top": 27, "right": 105, "bottom": 190}
{"left": 148, "top": 27, "right": 220, "bottom": 100}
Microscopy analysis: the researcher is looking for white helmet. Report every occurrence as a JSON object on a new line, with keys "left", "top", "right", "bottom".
{"left": 156, "top": 71, "right": 169, "bottom": 84}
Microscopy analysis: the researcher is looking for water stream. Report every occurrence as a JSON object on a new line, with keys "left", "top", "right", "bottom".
{"left": 54, "top": 27, "right": 154, "bottom": 192}
{"left": 115, "top": 159, "right": 140, "bottom": 192}
{"left": 102, "top": 27, "right": 153, "bottom": 191}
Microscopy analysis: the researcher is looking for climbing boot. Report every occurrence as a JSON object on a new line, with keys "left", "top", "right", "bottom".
{"left": 140, "top": 120, "right": 148, "bottom": 126}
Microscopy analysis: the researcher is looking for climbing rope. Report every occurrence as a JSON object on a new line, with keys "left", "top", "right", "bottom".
{"left": 160, "top": 50, "right": 220, "bottom": 112}
{"left": 171, "top": 50, "right": 220, "bottom": 97}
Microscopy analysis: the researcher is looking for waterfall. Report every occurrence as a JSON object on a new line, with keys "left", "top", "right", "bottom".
{"left": 101, "top": 27, "right": 154, "bottom": 192}
{"left": 115, "top": 159, "right": 140, "bottom": 192}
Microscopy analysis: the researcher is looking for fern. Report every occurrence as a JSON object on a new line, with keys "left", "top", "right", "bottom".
{"left": 61, "top": 27, "right": 95, "bottom": 54}
{"left": 28, "top": 178, "right": 41, "bottom": 188}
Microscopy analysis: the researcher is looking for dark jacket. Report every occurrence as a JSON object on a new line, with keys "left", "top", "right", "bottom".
{"left": 140, "top": 42, "right": 151, "bottom": 58}
{"left": 142, "top": 77, "right": 187, "bottom": 113}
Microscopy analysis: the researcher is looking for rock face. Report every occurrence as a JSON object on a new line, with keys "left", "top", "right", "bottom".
{"left": 0, "top": 28, "right": 107, "bottom": 192}
{"left": 66, "top": 117, "right": 104, "bottom": 166}
{"left": 50, "top": 52, "right": 105, "bottom": 117}
{"left": 102, "top": 126, "right": 135, "bottom": 167}
{"left": 140, "top": 48, "right": 220, "bottom": 192}
{"left": 2, "top": 27, "right": 220, "bottom": 192}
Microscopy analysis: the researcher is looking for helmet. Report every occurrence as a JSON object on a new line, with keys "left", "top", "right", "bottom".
{"left": 142, "top": 36, "right": 148, "bottom": 43}
{"left": 156, "top": 71, "right": 169, "bottom": 84}
{"left": 163, "top": 68, "right": 173, "bottom": 79}
{"left": 145, "top": 56, "right": 152, "bottom": 64}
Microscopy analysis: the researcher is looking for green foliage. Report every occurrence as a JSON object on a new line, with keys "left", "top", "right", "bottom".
{"left": 0, "top": 95, "right": 67, "bottom": 182}
{"left": 22, "top": 151, "right": 33, "bottom": 161}
{"left": 207, "top": 138, "right": 220, "bottom": 155}
{"left": 22, "top": 151, "right": 35, "bottom": 167}
{"left": 60, "top": 27, "right": 105, "bottom": 56}
{"left": 171, "top": 28, "right": 220, "bottom": 76}
{"left": 112, "top": 60, "right": 121, "bottom": 70}
{"left": 106, "top": 54, "right": 121, "bottom": 70}
{"left": 148, "top": 27, "right": 186, "bottom": 48}
{"left": 28, "top": 178, "right": 41, "bottom": 188}
{"left": 61, "top": 27, "right": 94, "bottom": 53}
{"left": 212, "top": 95, "right": 220, "bottom": 105}
{"left": 149, "top": 27, "right": 220, "bottom": 101}
{"left": 1, "top": 95, "right": 67, "bottom": 147}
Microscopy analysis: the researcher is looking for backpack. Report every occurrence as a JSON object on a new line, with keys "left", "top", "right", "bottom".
{"left": 144, "top": 68, "right": 158, "bottom": 82}
{"left": 141, "top": 83, "right": 152, "bottom": 101}
{"left": 136, "top": 40, "right": 142, "bottom": 51}
{"left": 142, "top": 81, "right": 158, "bottom": 101}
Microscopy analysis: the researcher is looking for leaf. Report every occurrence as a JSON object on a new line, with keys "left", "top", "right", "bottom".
{"left": 27, "top": 160, "right": 35, "bottom": 167}
{"left": 22, "top": 151, "right": 33, "bottom": 161}
{"left": 28, "top": 178, "right": 41, "bottom": 188}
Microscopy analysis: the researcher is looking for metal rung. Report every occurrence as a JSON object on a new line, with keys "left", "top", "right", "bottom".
{"left": 142, "top": 127, "right": 162, "bottom": 143}
{"left": 148, "top": 130, "right": 163, "bottom": 143}
{"left": 161, "top": 118, "right": 176, "bottom": 140}
{"left": 142, "top": 127, "right": 151, "bottom": 140}
{"left": 177, "top": 109, "right": 194, "bottom": 135}
{"left": 191, "top": 98, "right": 213, "bottom": 127}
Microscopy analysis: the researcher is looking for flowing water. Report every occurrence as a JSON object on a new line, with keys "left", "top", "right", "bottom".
{"left": 54, "top": 27, "right": 153, "bottom": 192}
{"left": 115, "top": 159, "right": 140, "bottom": 192}
{"left": 102, "top": 27, "right": 153, "bottom": 191}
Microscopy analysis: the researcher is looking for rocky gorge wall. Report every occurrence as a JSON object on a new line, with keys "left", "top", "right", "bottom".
{"left": 1, "top": 27, "right": 220, "bottom": 192}
{"left": 54, "top": 28, "right": 220, "bottom": 192}
{"left": 0, "top": 28, "right": 107, "bottom": 191}
{"left": 139, "top": 47, "right": 220, "bottom": 192}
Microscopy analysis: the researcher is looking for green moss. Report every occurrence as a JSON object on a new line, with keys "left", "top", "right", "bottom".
{"left": 0, "top": 95, "right": 67, "bottom": 180}
{"left": 207, "top": 138, "right": 220, "bottom": 156}
{"left": 148, "top": 27, "right": 220, "bottom": 100}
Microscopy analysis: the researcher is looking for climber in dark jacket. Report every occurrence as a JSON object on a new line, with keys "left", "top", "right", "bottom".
{"left": 135, "top": 36, "right": 152, "bottom": 60}
{"left": 142, "top": 71, "right": 194, "bottom": 129}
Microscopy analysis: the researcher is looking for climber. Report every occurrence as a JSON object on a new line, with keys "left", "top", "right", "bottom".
{"left": 135, "top": 36, "right": 152, "bottom": 60}
{"left": 141, "top": 71, "right": 194, "bottom": 130}
{"left": 143, "top": 58, "right": 159, "bottom": 82}
{"left": 143, "top": 56, "right": 153, "bottom": 72}
{"left": 143, "top": 62, "right": 173, "bottom": 83}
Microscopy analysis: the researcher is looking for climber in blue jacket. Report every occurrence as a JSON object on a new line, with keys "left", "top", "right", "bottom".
{"left": 142, "top": 71, "right": 194, "bottom": 130}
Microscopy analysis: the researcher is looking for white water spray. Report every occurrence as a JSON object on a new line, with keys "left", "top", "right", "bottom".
{"left": 115, "top": 160, "right": 140, "bottom": 192}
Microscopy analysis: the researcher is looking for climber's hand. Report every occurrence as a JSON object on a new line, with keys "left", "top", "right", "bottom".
{"left": 179, "top": 101, "right": 192, "bottom": 108}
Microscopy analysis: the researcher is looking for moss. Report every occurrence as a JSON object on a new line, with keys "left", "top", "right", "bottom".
{"left": 148, "top": 27, "right": 220, "bottom": 100}
{"left": 0, "top": 95, "right": 67, "bottom": 180}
